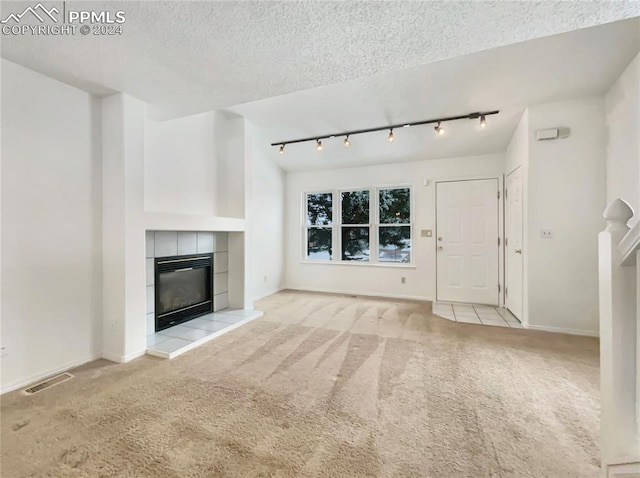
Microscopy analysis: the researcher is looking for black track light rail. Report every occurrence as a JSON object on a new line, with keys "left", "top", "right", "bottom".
{"left": 270, "top": 110, "right": 499, "bottom": 147}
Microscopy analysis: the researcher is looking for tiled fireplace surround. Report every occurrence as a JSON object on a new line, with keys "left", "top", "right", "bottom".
{"left": 145, "top": 231, "right": 230, "bottom": 335}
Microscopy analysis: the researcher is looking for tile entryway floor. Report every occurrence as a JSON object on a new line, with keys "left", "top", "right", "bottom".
{"left": 433, "top": 302, "right": 523, "bottom": 328}
{"left": 146, "top": 308, "right": 263, "bottom": 359}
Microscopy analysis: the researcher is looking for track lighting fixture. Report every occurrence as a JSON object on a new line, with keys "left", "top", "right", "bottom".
{"left": 270, "top": 110, "right": 499, "bottom": 152}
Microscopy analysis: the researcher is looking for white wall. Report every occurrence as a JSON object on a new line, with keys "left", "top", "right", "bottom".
{"left": 605, "top": 52, "right": 640, "bottom": 225}
{"left": 250, "top": 130, "right": 285, "bottom": 300}
{"left": 102, "top": 94, "right": 147, "bottom": 363}
{"left": 526, "top": 98, "right": 606, "bottom": 335}
{"left": 285, "top": 154, "right": 505, "bottom": 300}
{"left": 1, "top": 60, "right": 102, "bottom": 392}
{"left": 145, "top": 111, "right": 218, "bottom": 216}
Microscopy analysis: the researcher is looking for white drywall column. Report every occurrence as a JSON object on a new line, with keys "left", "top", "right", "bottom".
{"left": 102, "top": 94, "right": 146, "bottom": 362}
{"left": 222, "top": 117, "right": 253, "bottom": 309}
{"left": 599, "top": 199, "right": 639, "bottom": 469}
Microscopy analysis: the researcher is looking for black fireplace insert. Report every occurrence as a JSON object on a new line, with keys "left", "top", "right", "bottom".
{"left": 154, "top": 253, "right": 213, "bottom": 332}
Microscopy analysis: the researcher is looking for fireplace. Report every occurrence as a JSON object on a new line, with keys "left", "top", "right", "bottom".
{"left": 154, "top": 253, "right": 213, "bottom": 331}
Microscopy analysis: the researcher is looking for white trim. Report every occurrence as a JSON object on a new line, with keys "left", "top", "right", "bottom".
{"left": 1, "top": 353, "right": 100, "bottom": 395}
{"left": 101, "top": 351, "right": 125, "bottom": 363}
{"left": 606, "top": 461, "right": 640, "bottom": 477}
{"left": 285, "top": 286, "right": 432, "bottom": 302}
{"left": 524, "top": 323, "right": 599, "bottom": 337}
{"left": 252, "top": 288, "right": 284, "bottom": 301}
{"left": 101, "top": 349, "right": 146, "bottom": 364}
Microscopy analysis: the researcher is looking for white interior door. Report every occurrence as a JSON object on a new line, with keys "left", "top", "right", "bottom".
{"left": 436, "top": 179, "right": 500, "bottom": 305}
{"left": 505, "top": 168, "right": 524, "bottom": 319}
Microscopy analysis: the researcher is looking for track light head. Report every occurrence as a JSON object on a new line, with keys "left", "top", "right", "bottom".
{"left": 279, "top": 144, "right": 285, "bottom": 155}
{"left": 480, "top": 115, "right": 487, "bottom": 128}
{"left": 435, "top": 122, "right": 445, "bottom": 135}
{"left": 344, "top": 136, "right": 350, "bottom": 148}
{"left": 388, "top": 129, "right": 395, "bottom": 143}
{"left": 316, "top": 139, "right": 323, "bottom": 152}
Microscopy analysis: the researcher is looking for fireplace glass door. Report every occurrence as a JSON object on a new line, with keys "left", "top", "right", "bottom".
{"left": 155, "top": 254, "right": 213, "bottom": 331}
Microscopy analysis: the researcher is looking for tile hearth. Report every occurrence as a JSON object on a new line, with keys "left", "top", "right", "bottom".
{"left": 146, "top": 308, "right": 263, "bottom": 359}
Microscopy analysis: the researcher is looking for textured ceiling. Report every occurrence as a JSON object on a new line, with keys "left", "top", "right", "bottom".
{"left": 2, "top": 1, "right": 639, "bottom": 119}
{"left": 232, "top": 19, "right": 640, "bottom": 171}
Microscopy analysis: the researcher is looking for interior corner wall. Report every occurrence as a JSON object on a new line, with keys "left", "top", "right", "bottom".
{"left": 250, "top": 128, "right": 285, "bottom": 301}
{"left": 284, "top": 153, "right": 506, "bottom": 301}
{"left": 144, "top": 111, "right": 218, "bottom": 216}
{"left": 0, "top": 60, "right": 102, "bottom": 392}
{"left": 102, "top": 93, "right": 146, "bottom": 362}
{"left": 605, "top": 51, "right": 640, "bottom": 225}
{"left": 505, "top": 110, "right": 529, "bottom": 176}
{"left": 525, "top": 98, "right": 606, "bottom": 336}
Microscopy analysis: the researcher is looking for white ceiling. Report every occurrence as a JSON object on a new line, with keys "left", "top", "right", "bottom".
{"left": 1, "top": 1, "right": 639, "bottom": 120}
{"left": 232, "top": 19, "right": 640, "bottom": 172}
{"left": 2, "top": 2, "right": 639, "bottom": 173}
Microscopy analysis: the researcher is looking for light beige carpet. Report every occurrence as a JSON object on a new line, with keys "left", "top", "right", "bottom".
{"left": 1, "top": 291, "right": 600, "bottom": 477}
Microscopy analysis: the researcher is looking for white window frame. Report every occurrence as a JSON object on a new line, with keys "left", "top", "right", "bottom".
{"left": 303, "top": 190, "right": 336, "bottom": 262}
{"left": 302, "top": 185, "right": 414, "bottom": 267}
{"left": 339, "top": 188, "right": 372, "bottom": 262}
{"left": 376, "top": 185, "right": 413, "bottom": 265}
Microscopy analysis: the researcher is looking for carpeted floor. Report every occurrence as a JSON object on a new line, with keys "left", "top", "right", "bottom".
{"left": 1, "top": 291, "right": 600, "bottom": 477}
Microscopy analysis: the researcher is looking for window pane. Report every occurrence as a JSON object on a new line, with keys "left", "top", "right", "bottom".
{"left": 307, "top": 227, "right": 332, "bottom": 260}
{"left": 341, "top": 227, "right": 370, "bottom": 261}
{"left": 307, "top": 193, "right": 333, "bottom": 226}
{"left": 341, "top": 190, "right": 369, "bottom": 224}
{"left": 379, "top": 226, "right": 411, "bottom": 263}
{"left": 379, "top": 188, "right": 410, "bottom": 224}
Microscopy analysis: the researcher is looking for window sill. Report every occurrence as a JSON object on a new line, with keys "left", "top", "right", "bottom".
{"left": 300, "top": 260, "right": 416, "bottom": 269}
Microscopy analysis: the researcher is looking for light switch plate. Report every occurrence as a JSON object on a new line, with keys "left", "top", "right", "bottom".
{"left": 541, "top": 229, "right": 553, "bottom": 239}
{"left": 421, "top": 229, "right": 432, "bottom": 237}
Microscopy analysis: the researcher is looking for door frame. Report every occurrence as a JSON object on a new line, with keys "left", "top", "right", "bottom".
{"left": 504, "top": 166, "right": 524, "bottom": 320}
{"left": 433, "top": 175, "right": 505, "bottom": 307}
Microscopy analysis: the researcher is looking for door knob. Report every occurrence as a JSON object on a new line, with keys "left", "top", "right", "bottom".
{"left": 437, "top": 237, "right": 443, "bottom": 241}
{"left": 437, "top": 246, "right": 443, "bottom": 251}
{"left": 514, "top": 249, "right": 522, "bottom": 254}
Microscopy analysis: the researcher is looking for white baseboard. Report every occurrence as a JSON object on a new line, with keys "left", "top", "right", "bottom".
{"left": 1, "top": 353, "right": 100, "bottom": 395}
{"left": 607, "top": 461, "right": 640, "bottom": 477}
{"left": 101, "top": 349, "right": 146, "bottom": 364}
{"left": 252, "top": 287, "right": 284, "bottom": 302}
{"left": 284, "top": 286, "right": 432, "bottom": 302}
{"left": 525, "top": 323, "right": 599, "bottom": 338}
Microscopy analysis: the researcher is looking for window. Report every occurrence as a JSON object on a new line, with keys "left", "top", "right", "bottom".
{"left": 378, "top": 188, "right": 411, "bottom": 263}
{"left": 303, "top": 186, "right": 411, "bottom": 265}
{"left": 306, "top": 192, "right": 333, "bottom": 260}
{"left": 341, "top": 190, "right": 370, "bottom": 261}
